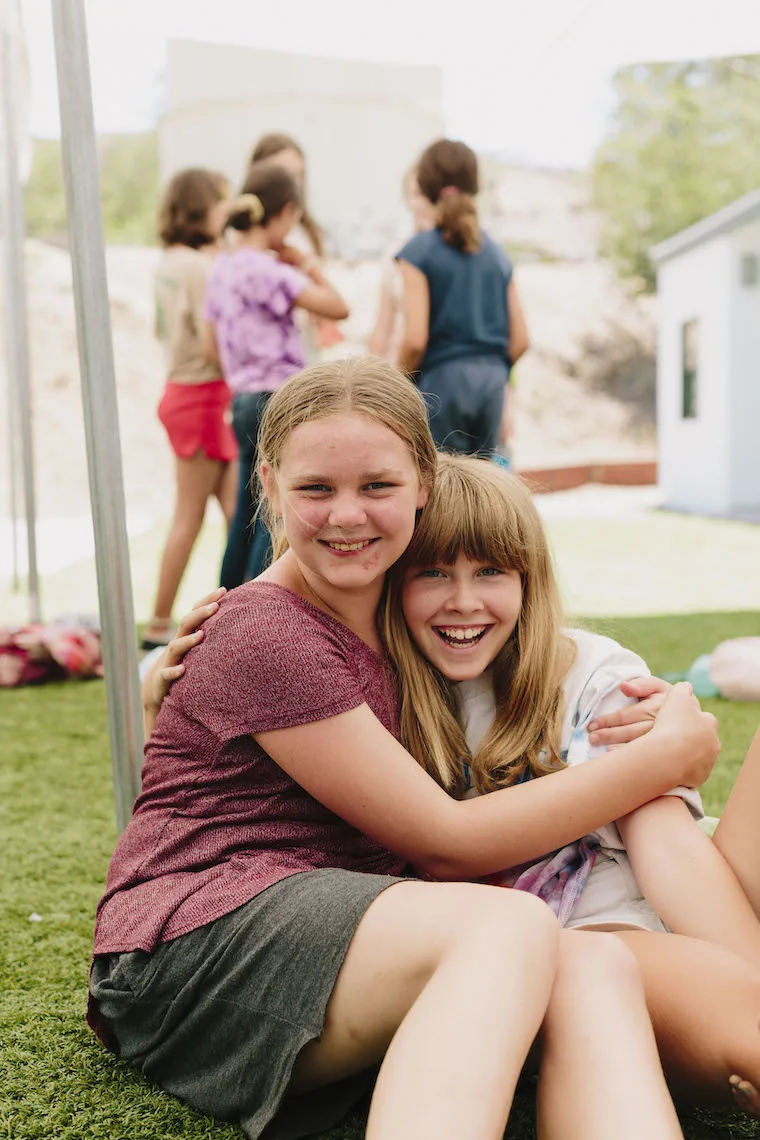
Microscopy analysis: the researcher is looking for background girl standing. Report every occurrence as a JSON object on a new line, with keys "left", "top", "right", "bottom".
{"left": 396, "top": 139, "right": 529, "bottom": 455}
{"left": 204, "top": 162, "right": 348, "bottom": 588}
{"left": 142, "top": 168, "right": 238, "bottom": 651}
{"left": 248, "top": 132, "right": 343, "bottom": 356}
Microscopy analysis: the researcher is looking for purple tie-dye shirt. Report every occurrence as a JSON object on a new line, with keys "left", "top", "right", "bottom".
{"left": 204, "top": 248, "right": 308, "bottom": 394}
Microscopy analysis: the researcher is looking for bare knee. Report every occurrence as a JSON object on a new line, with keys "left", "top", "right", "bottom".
{"left": 442, "top": 884, "right": 559, "bottom": 962}
{"left": 168, "top": 509, "right": 205, "bottom": 543}
{"left": 558, "top": 930, "right": 643, "bottom": 994}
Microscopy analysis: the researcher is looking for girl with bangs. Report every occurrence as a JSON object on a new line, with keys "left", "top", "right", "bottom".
{"left": 382, "top": 454, "right": 760, "bottom": 1115}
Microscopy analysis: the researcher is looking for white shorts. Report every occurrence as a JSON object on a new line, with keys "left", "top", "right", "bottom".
{"left": 565, "top": 847, "right": 667, "bottom": 933}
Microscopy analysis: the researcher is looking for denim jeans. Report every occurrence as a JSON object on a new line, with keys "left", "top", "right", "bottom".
{"left": 219, "top": 391, "right": 273, "bottom": 589}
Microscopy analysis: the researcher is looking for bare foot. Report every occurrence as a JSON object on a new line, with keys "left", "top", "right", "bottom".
{"left": 730, "top": 1073, "right": 760, "bottom": 1118}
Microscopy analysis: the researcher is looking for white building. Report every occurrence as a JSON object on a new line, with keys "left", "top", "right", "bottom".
{"left": 158, "top": 39, "right": 444, "bottom": 258}
{"left": 652, "top": 189, "right": 760, "bottom": 517}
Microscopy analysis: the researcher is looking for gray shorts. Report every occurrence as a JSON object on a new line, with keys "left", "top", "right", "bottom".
{"left": 419, "top": 355, "right": 508, "bottom": 455}
{"left": 90, "top": 868, "right": 405, "bottom": 1139}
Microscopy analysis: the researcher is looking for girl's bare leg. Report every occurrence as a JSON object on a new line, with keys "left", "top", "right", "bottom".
{"left": 290, "top": 880, "right": 559, "bottom": 1140}
{"left": 713, "top": 727, "right": 760, "bottom": 920}
{"left": 145, "top": 452, "right": 227, "bottom": 638}
{"left": 615, "top": 929, "right": 760, "bottom": 1113}
{"left": 538, "top": 932, "right": 682, "bottom": 1140}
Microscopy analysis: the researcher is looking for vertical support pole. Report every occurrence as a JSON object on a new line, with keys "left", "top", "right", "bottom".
{"left": 51, "top": 0, "right": 143, "bottom": 831}
{"left": 1, "top": 30, "right": 40, "bottom": 617}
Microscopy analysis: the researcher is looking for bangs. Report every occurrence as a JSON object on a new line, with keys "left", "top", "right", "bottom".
{"left": 404, "top": 457, "right": 541, "bottom": 574}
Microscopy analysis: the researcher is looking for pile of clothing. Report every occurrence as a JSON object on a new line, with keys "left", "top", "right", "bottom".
{"left": 0, "top": 616, "right": 102, "bottom": 687}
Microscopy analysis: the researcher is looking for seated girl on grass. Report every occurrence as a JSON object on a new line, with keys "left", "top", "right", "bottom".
{"left": 384, "top": 453, "right": 760, "bottom": 1114}
{"left": 156, "top": 448, "right": 760, "bottom": 1117}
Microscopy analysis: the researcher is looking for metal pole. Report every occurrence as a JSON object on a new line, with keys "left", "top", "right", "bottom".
{"left": 51, "top": 0, "right": 143, "bottom": 831}
{"left": 6, "top": 349, "right": 20, "bottom": 591}
{"left": 1, "top": 29, "right": 40, "bottom": 618}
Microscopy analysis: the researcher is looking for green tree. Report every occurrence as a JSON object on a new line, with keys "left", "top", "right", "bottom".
{"left": 24, "top": 131, "right": 160, "bottom": 246}
{"left": 593, "top": 57, "right": 760, "bottom": 290}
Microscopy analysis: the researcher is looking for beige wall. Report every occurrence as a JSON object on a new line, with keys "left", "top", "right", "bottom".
{"left": 159, "top": 39, "right": 444, "bottom": 256}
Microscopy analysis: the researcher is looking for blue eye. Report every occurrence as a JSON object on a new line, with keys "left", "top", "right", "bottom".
{"left": 365, "top": 482, "right": 395, "bottom": 491}
{"left": 418, "top": 568, "right": 445, "bottom": 579}
{"left": 478, "top": 567, "right": 502, "bottom": 577}
{"left": 298, "top": 484, "right": 330, "bottom": 493}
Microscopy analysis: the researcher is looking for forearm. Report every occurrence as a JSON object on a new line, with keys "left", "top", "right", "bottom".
{"left": 621, "top": 797, "right": 760, "bottom": 965}
{"left": 368, "top": 289, "right": 394, "bottom": 357}
{"left": 143, "top": 703, "right": 159, "bottom": 740}
{"left": 141, "top": 655, "right": 168, "bottom": 740}
{"left": 429, "top": 733, "right": 694, "bottom": 878}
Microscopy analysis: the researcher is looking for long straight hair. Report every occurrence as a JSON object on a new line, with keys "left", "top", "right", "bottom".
{"left": 250, "top": 132, "right": 324, "bottom": 257}
{"left": 383, "top": 454, "right": 575, "bottom": 795}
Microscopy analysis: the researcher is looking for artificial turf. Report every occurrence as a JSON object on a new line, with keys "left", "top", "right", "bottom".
{"left": 2, "top": 610, "right": 760, "bottom": 1139}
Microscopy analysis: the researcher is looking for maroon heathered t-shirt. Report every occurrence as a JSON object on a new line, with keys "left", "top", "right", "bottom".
{"left": 92, "top": 582, "right": 407, "bottom": 957}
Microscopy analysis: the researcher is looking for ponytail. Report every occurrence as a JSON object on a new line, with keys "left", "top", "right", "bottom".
{"left": 227, "top": 163, "right": 300, "bottom": 233}
{"left": 437, "top": 189, "right": 480, "bottom": 254}
{"left": 416, "top": 138, "right": 482, "bottom": 255}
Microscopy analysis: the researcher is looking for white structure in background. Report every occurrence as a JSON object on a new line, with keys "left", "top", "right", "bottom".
{"left": 652, "top": 189, "right": 760, "bottom": 518}
{"left": 158, "top": 40, "right": 444, "bottom": 258}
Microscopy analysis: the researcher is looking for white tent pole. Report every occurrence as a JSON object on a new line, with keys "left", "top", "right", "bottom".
{"left": 1, "top": 29, "right": 40, "bottom": 618}
{"left": 51, "top": 0, "right": 143, "bottom": 832}
{"left": 6, "top": 351, "right": 20, "bottom": 591}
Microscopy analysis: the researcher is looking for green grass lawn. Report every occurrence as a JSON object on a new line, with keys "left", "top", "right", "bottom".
{"left": 2, "top": 611, "right": 760, "bottom": 1139}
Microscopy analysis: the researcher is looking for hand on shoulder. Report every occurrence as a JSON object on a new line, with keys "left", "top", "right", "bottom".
{"left": 142, "top": 588, "right": 226, "bottom": 717}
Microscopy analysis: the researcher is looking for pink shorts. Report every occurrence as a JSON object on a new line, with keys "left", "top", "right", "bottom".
{"left": 158, "top": 379, "right": 238, "bottom": 462}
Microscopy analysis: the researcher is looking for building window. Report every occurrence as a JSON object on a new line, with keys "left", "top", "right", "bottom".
{"left": 681, "top": 319, "right": 699, "bottom": 420}
{"left": 741, "top": 253, "right": 759, "bottom": 288}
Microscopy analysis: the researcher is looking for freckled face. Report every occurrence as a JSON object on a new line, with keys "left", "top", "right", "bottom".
{"left": 401, "top": 554, "right": 523, "bottom": 681}
{"left": 263, "top": 413, "right": 427, "bottom": 594}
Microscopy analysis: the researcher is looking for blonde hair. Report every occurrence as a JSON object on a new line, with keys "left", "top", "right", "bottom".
{"left": 258, "top": 356, "right": 438, "bottom": 557}
{"left": 383, "top": 454, "right": 575, "bottom": 795}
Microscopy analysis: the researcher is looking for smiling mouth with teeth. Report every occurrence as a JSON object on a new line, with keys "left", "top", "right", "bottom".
{"left": 322, "top": 538, "right": 379, "bottom": 553}
{"left": 434, "top": 625, "right": 490, "bottom": 647}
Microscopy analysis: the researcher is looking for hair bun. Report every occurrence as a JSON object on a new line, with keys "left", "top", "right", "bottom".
{"left": 232, "top": 193, "right": 265, "bottom": 223}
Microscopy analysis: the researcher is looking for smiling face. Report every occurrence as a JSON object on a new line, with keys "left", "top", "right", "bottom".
{"left": 262, "top": 412, "right": 427, "bottom": 598}
{"left": 401, "top": 554, "right": 523, "bottom": 682}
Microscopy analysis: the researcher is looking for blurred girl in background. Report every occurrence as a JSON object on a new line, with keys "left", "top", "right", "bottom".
{"left": 396, "top": 139, "right": 528, "bottom": 456}
{"left": 249, "top": 133, "right": 343, "bottom": 356}
{"left": 142, "top": 168, "right": 237, "bottom": 651}
{"left": 204, "top": 161, "right": 348, "bottom": 588}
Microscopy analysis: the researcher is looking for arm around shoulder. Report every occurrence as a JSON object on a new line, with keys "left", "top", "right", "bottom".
{"left": 254, "top": 688, "right": 719, "bottom": 880}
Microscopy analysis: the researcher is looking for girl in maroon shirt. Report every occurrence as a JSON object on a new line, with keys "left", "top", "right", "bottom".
{"left": 91, "top": 357, "right": 718, "bottom": 1140}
